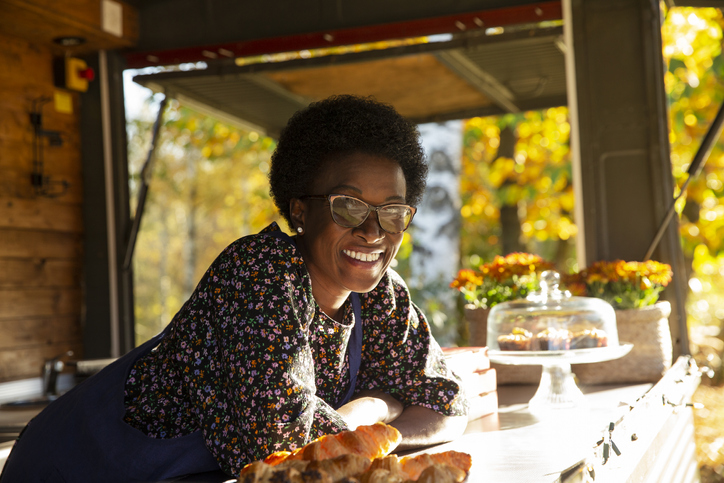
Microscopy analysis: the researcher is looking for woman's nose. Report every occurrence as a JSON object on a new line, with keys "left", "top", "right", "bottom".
{"left": 355, "top": 211, "right": 385, "bottom": 242}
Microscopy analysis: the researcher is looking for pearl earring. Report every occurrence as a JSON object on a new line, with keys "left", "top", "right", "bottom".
{"left": 296, "top": 227, "right": 303, "bottom": 234}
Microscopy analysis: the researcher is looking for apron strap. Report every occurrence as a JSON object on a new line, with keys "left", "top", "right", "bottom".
{"left": 263, "top": 229, "right": 362, "bottom": 409}
{"left": 335, "top": 292, "right": 362, "bottom": 409}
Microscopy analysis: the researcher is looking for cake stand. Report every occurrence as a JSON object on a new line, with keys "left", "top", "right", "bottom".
{"left": 489, "top": 343, "right": 633, "bottom": 416}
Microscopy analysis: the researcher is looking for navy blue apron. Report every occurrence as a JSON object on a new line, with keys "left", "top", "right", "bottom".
{"left": 1, "top": 229, "right": 363, "bottom": 482}
{"left": 0, "top": 322, "right": 220, "bottom": 483}
{"left": 335, "top": 292, "right": 362, "bottom": 409}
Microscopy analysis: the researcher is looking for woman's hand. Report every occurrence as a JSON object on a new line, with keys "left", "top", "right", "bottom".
{"left": 337, "top": 392, "right": 467, "bottom": 450}
{"left": 387, "top": 405, "right": 468, "bottom": 450}
{"left": 336, "top": 390, "right": 404, "bottom": 429}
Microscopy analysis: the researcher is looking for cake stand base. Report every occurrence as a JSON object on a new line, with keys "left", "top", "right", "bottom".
{"left": 528, "top": 362, "right": 588, "bottom": 417}
{"left": 488, "top": 344, "right": 633, "bottom": 417}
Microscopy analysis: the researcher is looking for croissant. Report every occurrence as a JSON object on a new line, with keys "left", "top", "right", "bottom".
{"left": 238, "top": 424, "right": 472, "bottom": 483}
{"left": 276, "top": 459, "right": 311, "bottom": 473}
{"left": 238, "top": 460, "right": 339, "bottom": 483}
{"left": 367, "top": 455, "right": 403, "bottom": 474}
{"left": 306, "top": 453, "right": 372, "bottom": 480}
{"left": 238, "top": 459, "right": 310, "bottom": 480}
{"left": 266, "top": 467, "right": 306, "bottom": 483}
{"left": 399, "top": 451, "right": 472, "bottom": 481}
{"left": 263, "top": 451, "right": 292, "bottom": 465}
{"left": 414, "top": 463, "right": 467, "bottom": 483}
{"left": 281, "top": 423, "right": 401, "bottom": 463}
{"left": 359, "top": 468, "right": 407, "bottom": 483}
{"left": 297, "top": 468, "right": 334, "bottom": 483}
{"left": 237, "top": 461, "right": 300, "bottom": 483}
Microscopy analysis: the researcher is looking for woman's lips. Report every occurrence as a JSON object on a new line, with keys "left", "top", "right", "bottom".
{"left": 342, "top": 249, "right": 382, "bottom": 262}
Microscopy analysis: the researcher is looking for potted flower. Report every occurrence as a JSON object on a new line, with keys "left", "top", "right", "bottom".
{"left": 562, "top": 260, "right": 675, "bottom": 384}
{"left": 451, "top": 252, "right": 553, "bottom": 344}
{"left": 562, "top": 260, "right": 673, "bottom": 309}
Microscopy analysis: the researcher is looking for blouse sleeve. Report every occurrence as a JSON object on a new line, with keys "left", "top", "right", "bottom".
{"left": 356, "top": 270, "right": 469, "bottom": 417}
{"left": 184, "top": 234, "right": 347, "bottom": 475}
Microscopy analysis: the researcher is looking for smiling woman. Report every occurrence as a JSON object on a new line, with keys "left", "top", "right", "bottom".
{"left": 290, "top": 154, "right": 409, "bottom": 319}
{"left": 0, "top": 95, "right": 468, "bottom": 483}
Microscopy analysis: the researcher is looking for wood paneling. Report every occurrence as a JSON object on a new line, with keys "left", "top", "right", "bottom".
{"left": 1, "top": 171, "right": 83, "bottom": 203}
{"left": 0, "top": 112, "right": 81, "bottom": 146}
{"left": 0, "top": 258, "right": 81, "bottom": 288}
{"left": 0, "top": 0, "right": 138, "bottom": 55}
{"left": 0, "top": 140, "right": 84, "bottom": 176}
{"left": 0, "top": 229, "right": 82, "bottom": 259}
{"left": 0, "top": 288, "right": 82, "bottom": 319}
{"left": 0, "top": 315, "right": 81, "bottom": 350}
{"left": 0, "top": 198, "right": 83, "bottom": 232}
{"left": 0, "top": 31, "right": 55, "bottom": 84}
{"left": 0, "top": 31, "right": 84, "bottom": 382}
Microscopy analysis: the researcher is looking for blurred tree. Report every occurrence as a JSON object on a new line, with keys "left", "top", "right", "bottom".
{"left": 662, "top": 7, "right": 724, "bottom": 330}
{"left": 665, "top": 8, "right": 724, "bottom": 259}
{"left": 459, "top": 107, "right": 575, "bottom": 273}
{"left": 127, "top": 98, "right": 278, "bottom": 343}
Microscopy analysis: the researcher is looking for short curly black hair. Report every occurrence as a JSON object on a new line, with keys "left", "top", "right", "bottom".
{"left": 269, "top": 95, "right": 427, "bottom": 228}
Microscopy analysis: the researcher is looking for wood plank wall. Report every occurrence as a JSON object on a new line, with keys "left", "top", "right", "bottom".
{"left": 0, "top": 32, "right": 84, "bottom": 382}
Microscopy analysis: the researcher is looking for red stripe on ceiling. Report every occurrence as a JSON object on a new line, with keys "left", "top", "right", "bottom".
{"left": 124, "top": 1, "right": 562, "bottom": 69}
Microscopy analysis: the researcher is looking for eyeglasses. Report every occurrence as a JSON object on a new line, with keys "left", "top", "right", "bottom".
{"left": 301, "top": 194, "right": 416, "bottom": 234}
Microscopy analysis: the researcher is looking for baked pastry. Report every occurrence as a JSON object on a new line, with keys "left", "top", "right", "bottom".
{"left": 259, "top": 422, "right": 401, "bottom": 468}
{"left": 399, "top": 451, "right": 472, "bottom": 481}
{"left": 415, "top": 463, "right": 467, "bottom": 483}
{"left": 359, "top": 468, "right": 407, "bottom": 483}
{"left": 570, "top": 328, "right": 608, "bottom": 349}
{"left": 263, "top": 451, "right": 293, "bottom": 465}
{"left": 497, "top": 327, "right": 532, "bottom": 351}
{"left": 237, "top": 461, "right": 278, "bottom": 483}
{"left": 237, "top": 461, "right": 315, "bottom": 483}
{"left": 534, "top": 328, "right": 572, "bottom": 351}
{"left": 238, "top": 424, "right": 472, "bottom": 483}
{"left": 367, "top": 455, "right": 403, "bottom": 474}
{"left": 306, "top": 454, "right": 372, "bottom": 481}
{"left": 239, "top": 457, "right": 362, "bottom": 483}
{"left": 292, "top": 423, "right": 401, "bottom": 462}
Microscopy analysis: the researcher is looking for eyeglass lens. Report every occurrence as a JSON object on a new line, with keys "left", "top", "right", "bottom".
{"left": 330, "top": 196, "right": 412, "bottom": 233}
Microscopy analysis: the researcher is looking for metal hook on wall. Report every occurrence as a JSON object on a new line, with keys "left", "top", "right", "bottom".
{"left": 30, "top": 96, "right": 69, "bottom": 198}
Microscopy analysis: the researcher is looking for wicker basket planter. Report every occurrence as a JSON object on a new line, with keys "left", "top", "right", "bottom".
{"left": 572, "top": 301, "right": 673, "bottom": 384}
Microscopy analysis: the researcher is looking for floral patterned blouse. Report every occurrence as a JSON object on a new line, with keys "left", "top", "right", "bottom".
{"left": 123, "top": 223, "right": 468, "bottom": 476}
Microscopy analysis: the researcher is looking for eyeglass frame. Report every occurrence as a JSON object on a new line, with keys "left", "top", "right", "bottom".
{"left": 299, "top": 194, "right": 417, "bottom": 234}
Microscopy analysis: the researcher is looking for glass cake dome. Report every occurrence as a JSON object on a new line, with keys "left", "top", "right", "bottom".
{"left": 487, "top": 271, "right": 619, "bottom": 352}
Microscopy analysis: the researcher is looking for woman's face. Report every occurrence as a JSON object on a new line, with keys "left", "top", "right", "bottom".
{"left": 292, "top": 152, "right": 407, "bottom": 308}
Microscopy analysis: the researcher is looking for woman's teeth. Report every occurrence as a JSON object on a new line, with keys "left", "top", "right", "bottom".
{"left": 343, "top": 250, "right": 381, "bottom": 262}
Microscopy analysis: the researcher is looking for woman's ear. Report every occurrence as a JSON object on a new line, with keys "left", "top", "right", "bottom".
{"left": 289, "top": 198, "right": 305, "bottom": 230}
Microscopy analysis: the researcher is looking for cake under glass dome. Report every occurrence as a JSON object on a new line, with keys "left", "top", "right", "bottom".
{"left": 487, "top": 270, "right": 619, "bottom": 353}
{"left": 486, "top": 271, "right": 633, "bottom": 415}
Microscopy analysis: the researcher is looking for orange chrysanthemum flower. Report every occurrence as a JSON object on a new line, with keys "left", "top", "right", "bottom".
{"left": 451, "top": 253, "right": 553, "bottom": 309}
{"left": 564, "top": 259, "right": 673, "bottom": 309}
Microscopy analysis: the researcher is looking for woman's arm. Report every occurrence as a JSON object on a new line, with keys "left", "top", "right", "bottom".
{"left": 351, "top": 271, "right": 469, "bottom": 449}
{"left": 336, "top": 390, "right": 403, "bottom": 429}
{"left": 388, "top": 405, "right": 468, "bottom": 450}
{"left": 337, "top": 390, "right": 467, "bottom": 450}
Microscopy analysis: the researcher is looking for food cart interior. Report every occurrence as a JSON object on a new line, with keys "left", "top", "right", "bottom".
{"left": 0, "top": 0, "right": 715, "bottom": 481}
